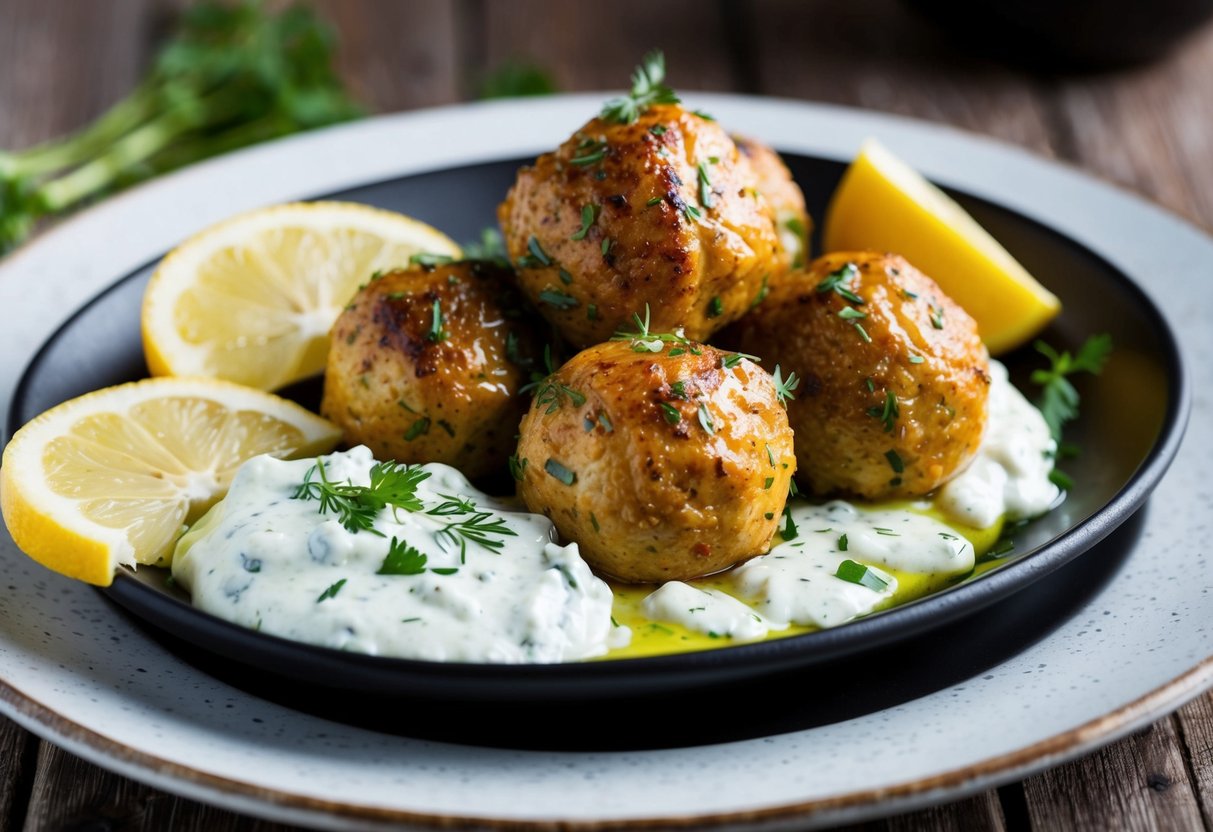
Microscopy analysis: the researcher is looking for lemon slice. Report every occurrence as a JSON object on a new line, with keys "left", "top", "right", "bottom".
{"left": 142, "top": 201, "right": 461, "bottom": 391}
{"left": 1, "top": 377, "right": 341, "bottom": 586}
{"left": 822, "top": 139, "right": 1061, "bottom": 355}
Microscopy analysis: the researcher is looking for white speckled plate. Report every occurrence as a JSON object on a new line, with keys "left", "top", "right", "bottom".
{"left": 1, "top": 96, "right": 1210, "bottom": 829}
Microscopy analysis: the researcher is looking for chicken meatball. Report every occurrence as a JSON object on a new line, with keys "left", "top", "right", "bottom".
{"left": 322, "top": 261, "right": 541, "bottom": 479}
{"left": 722, "top": 252, "right": 990, "bottom": 500}
{"left": 514, "top": 335, "right": 796, "bottom": 583}
{"left": 498, "top": 104, "right": 784, "bottom": 348}
{"left": 734, "top": 135, "right": 812, "bottom": 270}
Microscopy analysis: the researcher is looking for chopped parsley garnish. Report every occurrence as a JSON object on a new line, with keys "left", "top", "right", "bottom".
{"left": 517, "top": 235, "right": 553, "bottom": 269}
{"left": 669, "top": 380, "right": 688, "bottom": 399}
{"left": 1032, "top": 334, "right": 1113, "bottom": 440}
{"left": 697, "top": 402, "right": 716, "bottom": 435}
{"left": 763, "top": 477, "right": 774, "bottom": 490}
{"left": 508, "top": 454, "right": 528, "bottom": 481}
{"left": 779, "top": 507, "right": 799, "bottom": 541}
{"left": 835, "top": 560, "right": 889, "bottom": 591}
{"left": 692, "top": 109, "right": 715, "bottom": 121}
{"left": 544, "top": 458, "right": 577, "bottom": 485}
{"left": 538, "top": 289, "right": 580, "bottom": 309}
{"left": 884, "top": 449, "right": 905, "bottom": 474}
{"left": 838, "top": 533, "right": 849, "bottom": 551}
{"left": 601, "top": 50, "right": 680, "bottom": 124}
{"left": 929, "top": 303, "right": 945, "bottom": 329}
{"left": 403, "top": 417, "right": 431, "bottom": 441}
{"left": 601, "top": 237, "right": 613, "bottom": 257}
{"left": 707, "top": 295, "right": 724, "bottom": 318}
{"left": 558, "top": 267, "right": 574, "bottom": 285}
{"left": 816, "top": 262, "right": 864, "bottom": 304}
{"left": 377, "top": 537, "right": 427, "bottom": 575}
{"left": 866, "top": 390, "right": 899, "bottom": 433}
{"left": 1049, "top": 468, "right": 1075, "bottom": 490}
{"left": 697, "top": 160, "right": 715, "bottom": 209}
{"left": 316, "top": 579, "right": 346, "bottom": 603}
{"left": 646, "top": 196, "right": 663, "bottom": 207}
{"left": 659, "top": 402, "right": 682, "bottom": 424}
{"left": 427, "top": 299, "right": 447, "bottom": 342}
{"left": 570, "top": 204, "right": 600, "bottom": 241}
{"left": 570, "top": 138, "right": 607, "bottom": 166}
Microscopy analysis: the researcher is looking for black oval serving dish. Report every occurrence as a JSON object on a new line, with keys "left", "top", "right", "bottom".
{"left": 8, "top": 154, "right": 1189, "bottom": 729}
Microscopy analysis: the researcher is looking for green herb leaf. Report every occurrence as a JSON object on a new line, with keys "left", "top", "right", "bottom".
{"left": 772, "top": 365, "right": 799, "bottom": 406}
{"left": 316, "top": 578, "right": 347, "bottom": 603}
{"left": 544, "top": 458, "right": 577, "bottom": 486}
{"left": 1031, "top": 334, "right": 1113, "bottom": 440}
{"left": 601, "top": 50, "right": 680, "bottom": 124}
{"left": 659, "top": 402, "right": 682, "bottom": 424}
{"left": 377, "top": 537, "right": 427, "bottom": 575}
{"left": 835, "top": 560, "right": 889, "bottom": 591}
{"left": 570, "top": 203, "right": 600, "bottom": 241}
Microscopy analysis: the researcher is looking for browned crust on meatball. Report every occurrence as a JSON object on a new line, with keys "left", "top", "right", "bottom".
{"left": 721, "top": 252, "right": 990, "bottom": 500}
{"left": 734, "top": 134, "right": 812, "bottom": 270}
{"left": 321, "top": 262, "right": 541, "bottom": 479}
{"left": 498, "top": 104, "right": 784, "bottom": 348}
{"left": 515, "top": 338, "right": 796, "bottom": 583}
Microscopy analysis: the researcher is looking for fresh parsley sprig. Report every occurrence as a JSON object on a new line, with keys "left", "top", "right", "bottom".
{"left": 1031, "top": 334, "right": 1113, "bottom": 440}
{"left": 601, "top": 51, "right": 680, "bottom": 124}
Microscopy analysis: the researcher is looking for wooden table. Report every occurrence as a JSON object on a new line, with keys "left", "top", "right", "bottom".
{"left": 2, "top": 1, "right": 1211, "bottom": 829}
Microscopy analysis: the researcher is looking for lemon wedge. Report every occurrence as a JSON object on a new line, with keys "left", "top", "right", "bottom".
{"left": 822, "top": 139, "right": 1061, "bottom": 355}
{"left": 1, "top": 377, "right": 340, "bottom": 585}
{"left": 142, "top": 201, "right": 461, "bottom": 391}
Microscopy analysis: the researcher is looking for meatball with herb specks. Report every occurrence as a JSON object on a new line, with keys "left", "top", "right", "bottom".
{"left": 721, "top": 252, "right": 990, "bottom": 500}
{"left": 498, "top": 104, "right": 784, "bottom": 348}
{"left": 322, "top": 261, "right": 541, "bottom": 479}
{"left": 734, "top": 134, "right": 812, "bottom": 271}
{"left": 513, "top": 331, "right": 796, "bottom": 583}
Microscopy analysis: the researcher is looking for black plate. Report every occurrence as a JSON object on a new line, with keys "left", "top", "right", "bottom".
{"left": 7, "top": 154, "right": 1189, "bottom": 722}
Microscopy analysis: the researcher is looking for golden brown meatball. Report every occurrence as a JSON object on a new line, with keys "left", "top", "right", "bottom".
{"left": 321, "top": 261, "right": 541, "bottom": 479}
{"left": 734, "top": 135, "right": 812, "bottom": 270}
{"left": 514, "top": 335, "right": 796, "bottom": 583}
{"left": 498, "top": 104, "right": 783, "bottom": 348}
{"left": 722, "top": 252, "right": 990, "bottom": 500}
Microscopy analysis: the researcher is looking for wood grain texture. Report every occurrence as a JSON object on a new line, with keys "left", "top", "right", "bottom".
{"left": 314, "top": 0, "right": 461, "bottom": 111}
{"left": 23, "top": 742, "right": 297, "bottom": 832}
{"left": 1177, "top": 692, "right": 1213, "bottom": 829}
{"left": 746, "top": 0, "right": 1057, "bottom": 154}
{"left": 0, "top": 715, "right": 35, "bottom": 830}
{"left": 1048, "top": 29, "right": 1213, "bottom": 231}
{"left": 1022, "top": 717, "right": 1207, "bottom": 831}
{"left": 0, "top": 0, "right": 154, "bottom": 148}
{"left": 474, "top": 0, "right": 740, "bottom": 94}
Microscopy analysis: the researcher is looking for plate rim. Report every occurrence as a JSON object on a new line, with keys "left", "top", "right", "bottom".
{"left": 0, "top": 93, "right": 1210, "bottom": 829}
{"left": 6, "top": 152, "right": 1182, "bottom": 700}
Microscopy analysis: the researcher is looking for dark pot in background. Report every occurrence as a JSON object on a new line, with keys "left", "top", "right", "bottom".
{"left": 905, "top": 0, "right": 1213, "bottom": 70}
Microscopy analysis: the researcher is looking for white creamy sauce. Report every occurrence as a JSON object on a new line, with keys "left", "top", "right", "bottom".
{"left": 174, "top": 361, "right": 1063, "bottom": 659}
{"left": 171, "top": 446, "right": 625, "bottom": 663}
{"left": 938, "top": 360, "right": 1060, "bottom": 529}
{"left": 642, "top": 582, "right": 770, "bottom": 641}
{"left": 647, "top": 501, "right": 972, "bottom": 635}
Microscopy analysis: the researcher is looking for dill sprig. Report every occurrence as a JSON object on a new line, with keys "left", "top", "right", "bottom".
{"left": 601, "top": 51, "right": 680, "bottom": 124}
{"left": 293, "top": 459, "right": 430, "bottom": 534}
{"left": 772, "top": 365, "right": 800, "bottom": 406}
{"left": 521, "top": 344, "right": 587, "bottom": 413}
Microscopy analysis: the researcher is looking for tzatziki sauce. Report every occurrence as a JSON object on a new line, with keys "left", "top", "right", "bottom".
{"left": 937, "top": 360, "right": 1060, "bottom": 529}
{"left": 172, "top": 446, "right": 626, "bottom": 663}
